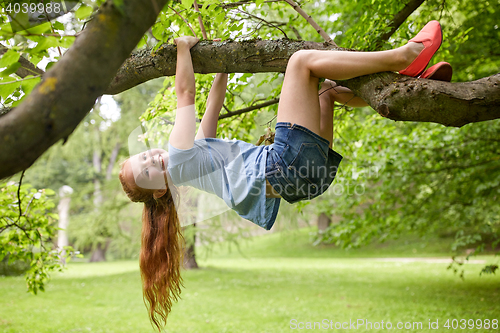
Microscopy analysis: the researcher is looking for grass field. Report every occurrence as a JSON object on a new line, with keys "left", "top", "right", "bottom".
{"left": 1, "top": 229, "right": 498, "bottom": 332}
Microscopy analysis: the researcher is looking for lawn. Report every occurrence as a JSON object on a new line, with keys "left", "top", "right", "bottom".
{"left": 0, "top": 229, "right": 498, "bottom": 333}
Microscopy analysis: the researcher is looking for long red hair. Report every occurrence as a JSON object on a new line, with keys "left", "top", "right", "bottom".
{"left": 119, "top": 161, "right": 184, "bottom": 331}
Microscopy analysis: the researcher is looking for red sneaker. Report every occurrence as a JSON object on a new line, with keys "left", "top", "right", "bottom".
{"left": 419, "top": 62, "right": 453, "bottom": 82}
{"left": 399, "top": 21, "right": 443, "bottom": 77}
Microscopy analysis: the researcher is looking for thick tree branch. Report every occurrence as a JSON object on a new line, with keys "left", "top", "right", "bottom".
{"left": 106, "top": 39, "right": 339, "bottom": 94}
{"left": 0, "top": 0, "right": 169, "bottom": 179}
{"left": 374, "top": 0, "right": 427, "bottom": 49}
{"left": 337, "top": 72, "right": 500, "bottom": 127}
{"left": 106, "top": 39, "right": 500, "bottom": 128}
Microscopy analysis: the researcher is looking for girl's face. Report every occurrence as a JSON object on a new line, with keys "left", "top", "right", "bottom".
{"left": 123, "top": 148, "right": 169, "bottom": 190}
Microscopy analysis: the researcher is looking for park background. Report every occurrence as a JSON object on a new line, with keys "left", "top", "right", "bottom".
{"left": 1, "top": 0, "right": 499, "bottom": 332}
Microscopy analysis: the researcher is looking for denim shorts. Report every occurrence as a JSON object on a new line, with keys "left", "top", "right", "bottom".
{"left": 265, "top": 122, "right": 343, "bottom": 204}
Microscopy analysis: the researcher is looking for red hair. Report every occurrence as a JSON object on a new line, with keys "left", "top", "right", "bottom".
{"left": 119, "top": 161, "right": 184, "bottom": 331}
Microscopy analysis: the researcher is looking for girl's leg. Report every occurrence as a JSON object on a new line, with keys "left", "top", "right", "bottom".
{"left": 277, "top": 43, "right": 423, "bottom": 140}
{"left": 318, "top": 80, "right": 368, "bottom": 147}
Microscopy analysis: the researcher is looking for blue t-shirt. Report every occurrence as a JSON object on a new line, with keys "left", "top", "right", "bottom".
{"left": 167, "top": 138, "right": 280, "bottom": 230}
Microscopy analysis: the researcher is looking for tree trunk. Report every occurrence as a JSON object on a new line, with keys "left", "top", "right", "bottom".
{"left": 89, "top": 241, "right": 110, "bottom": 262}
{"left": 106, "top": 143, "right": 122, "bottom": 181}
{"left": 90, "top": 121, "right": 107, "bottom": 262}
{"left": 0, "top": 0, "right": 169, "bottom": 179}
{"left": 57, "top": 185, "right": 73, "bottom": 264}
{"left": 184, "top": 240, "right": 199, "bottom": 269}
{"left": 317, "top": 212, "right": 331, "bottom": 231}
{"left": 183, "top": 214, "right": 199, "bottom": 269}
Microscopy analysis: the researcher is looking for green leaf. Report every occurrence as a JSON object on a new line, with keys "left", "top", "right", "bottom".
{"left": 20, "top": 76, "right": 41, "bottom": 95}
{"left": 215, "top": 12, "right": 225, "bottom": 25}
{"left": 0, "top": 62, "right": 21, "bottom": 77}
{"left": 136, "top": 37, "right": 146, "bottom": 49}
{"left": 152, "top": 23, "right": 164, "bottom": 41}
{"left": 181, "top": 0, "right": 194, "bottom": 9}
{"left": 0, "top": 49, "right": 20, "bottom": 68}
{"left": 45, "top": 62, "right": 56, "bottom": 71}
{"left": 153, "top": 41, "right": 162, "bottom": 52}
{"left": 75, "top": 5, "right": 94, "bottom": 20}
{"left": 0, "top": 78, "right": 21, "bottom": 99}
{"left": 58, "top": 37, "right": 76, "bottom": 49}
{"left": 52, "top": 21, "right": 65, "bottom": 31}
{"left": 25, "top": 22, "right": 51, "bottom": 35}
{"left": 31, "top": 37, "right": 59, "bottom": 53}
{"left": 44, "top": 189, "right": 55, "bottom": 196}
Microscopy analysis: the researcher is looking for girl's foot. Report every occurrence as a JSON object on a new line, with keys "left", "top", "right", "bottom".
{"left": 419, "top": 62, "right": 453, "bottom": 81}
{"left": 399, "top": 20, "right": 443, "bottom": 77}
{"left": 404, "top": 42, "right": 425, "bottom": 67}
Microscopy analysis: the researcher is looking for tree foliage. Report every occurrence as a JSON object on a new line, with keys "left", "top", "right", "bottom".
{"left": 315, "top": 109, "right": 500, "bottom": 259}
{"left": 0, "top": 178, "right": 77, "bottom": 293}
{"left": 0, "top": 0, "right": 498, "bottom": 289}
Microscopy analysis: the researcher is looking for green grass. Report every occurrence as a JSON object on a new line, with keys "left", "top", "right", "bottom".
{"left": 196, "top": 227, "right": 459, "bottom": 260}
{"left": 1, "top": 230, "right": 499, "bottom": 333}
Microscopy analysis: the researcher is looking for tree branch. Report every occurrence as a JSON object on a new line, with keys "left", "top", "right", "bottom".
{"left": 337, "top": 72, "right": 500, "bottom": 127}
{"left": 374, "top": 0, "right": 427, "bottom": 49}
{"left": 0, "top": 46, "right": 45, "bottom": 78}
{"left": 219, "top": 97, "right": 280, "bottom": 119}
{"left": 282, "top": 0, "right": 337, "bottom": 46}
{"left": 106, "top": 39, "right": 339, "bottom": 95}
{"left": 193, "top": 0, "right": 208, "bottom": 39}
{"left": 105, "top": 39, "right": 500, "bottom": 128}
{"left": 0, "top": 0, "right": 170, "bottom": 179}
{"left": 234, "top": 8, "right": 289, "bottom": 39}
{"left": 168, "top": 5, "right": 198, "bottom": 37}
{"left": 218, "top": 0, "right": 280, "bottom": 9}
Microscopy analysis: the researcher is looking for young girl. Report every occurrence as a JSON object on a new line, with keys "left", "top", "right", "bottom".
{"left": 119, "top": 21, "right": 442, "bottom": 330}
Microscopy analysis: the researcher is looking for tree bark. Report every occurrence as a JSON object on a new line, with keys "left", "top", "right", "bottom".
{"left": 0, "top": 0, "right": 170, "bottom": 180}
{"left": 105, "top": 39, "right": 340, "bottom": 95}
{"left": 336, "top": 72, "right": 500, "bottom": 127}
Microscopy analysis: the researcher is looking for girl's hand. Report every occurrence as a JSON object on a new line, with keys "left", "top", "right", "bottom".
{"left": 174, "top": 36, "right": 199, "bottom": 49}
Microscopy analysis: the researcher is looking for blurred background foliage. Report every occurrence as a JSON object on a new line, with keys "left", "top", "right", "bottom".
{"left": 0, "top": 0, "right": 498, "bottom": 292}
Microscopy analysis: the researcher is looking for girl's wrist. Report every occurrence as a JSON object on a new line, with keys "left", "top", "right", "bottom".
{"left": 176, "top": 42, "right": 190, "bottom": 49}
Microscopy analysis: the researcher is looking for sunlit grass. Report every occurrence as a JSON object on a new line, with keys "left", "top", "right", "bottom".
{"left": 1, "top": 230, "right": 498, "bottom": 333}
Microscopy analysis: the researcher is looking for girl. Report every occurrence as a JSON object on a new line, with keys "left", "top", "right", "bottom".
{"left": 119, "top": 21, "right": 443, "bottom": 330}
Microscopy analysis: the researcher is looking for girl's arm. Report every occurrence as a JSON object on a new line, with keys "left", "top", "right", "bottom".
{"left": 195, "top": 73, "right": 228, "bottom": 139}
{"left": 169, "top": 36, "right": 199, "bottom": 150}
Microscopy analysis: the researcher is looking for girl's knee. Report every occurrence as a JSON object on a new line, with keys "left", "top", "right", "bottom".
{"left": 289, "top": 50, "right": 314, "bottom": 68}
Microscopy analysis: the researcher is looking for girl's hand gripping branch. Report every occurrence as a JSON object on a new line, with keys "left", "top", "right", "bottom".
{"left": 169, "top": 36, "right": 199, "bottom": 150}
